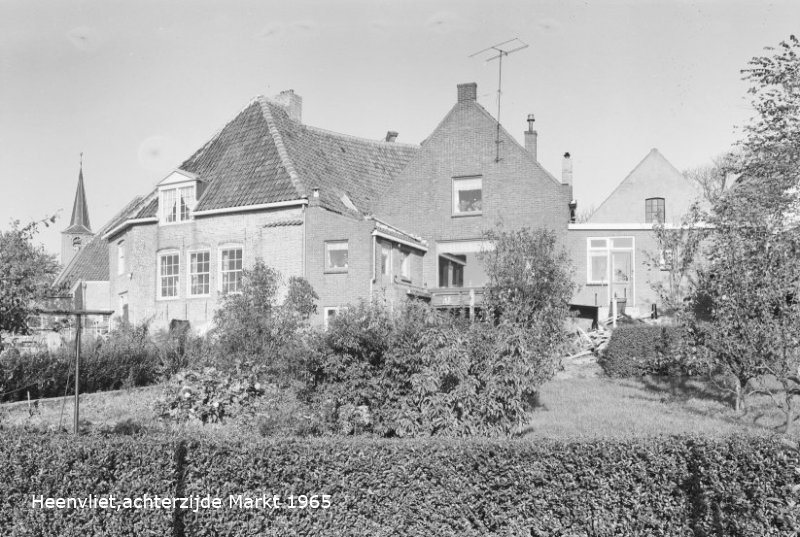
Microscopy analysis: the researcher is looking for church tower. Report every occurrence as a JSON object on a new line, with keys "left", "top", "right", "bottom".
{"left": 61, "top": 157, "right": 93, "bottom": 267}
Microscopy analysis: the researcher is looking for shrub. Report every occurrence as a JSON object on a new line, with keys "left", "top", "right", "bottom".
{"left": 0, "top": 433, "right": 797, "bottom": 535}
{"left": 599, "top": 324, "right": 683, "bottom": 378}
{"left": 312, "top": 301, "right": 559, "bottom": 437}
{"left": 0, "top": 321, "right": 162, "bottom": 402}
{"left": 154, "top": 367, "right": 266, "bottom": 424}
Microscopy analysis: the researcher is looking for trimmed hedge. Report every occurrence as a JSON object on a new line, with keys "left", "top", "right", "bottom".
{"left": 599, "top": 324, "right": 682, "bottom": 377}
{"left": 0, "top": 433, "right": 798, "bottom": 535}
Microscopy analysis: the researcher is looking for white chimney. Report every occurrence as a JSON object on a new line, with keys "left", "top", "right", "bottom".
{"left": 272, "top": 89, "right": 302, "bottom": 123}
{"left": 524, "top": 114, "right": 537, "bottom": 160}
{"left": 562, "top": 152, "right": 573, "bottom": 186}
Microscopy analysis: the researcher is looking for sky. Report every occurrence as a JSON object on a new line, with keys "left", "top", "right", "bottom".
{"left": 1, "top": 0, "right": 799, "bottom": 258}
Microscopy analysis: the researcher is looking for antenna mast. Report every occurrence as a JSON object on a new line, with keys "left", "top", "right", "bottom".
{"left": 469, "top": 38, "right": 529, "bottom": 162}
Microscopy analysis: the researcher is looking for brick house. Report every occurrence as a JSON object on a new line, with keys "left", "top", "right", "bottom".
{"left": 567, "top": 148, "right": 702, "bottom": 317}
{"left": 373, "top": 82, "right": 573, "bottom": 312}
{"left": 57, "top": 83, "right": 574, "bottom": 330}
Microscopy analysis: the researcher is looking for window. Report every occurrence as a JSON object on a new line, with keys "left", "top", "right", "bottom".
{"left": 438, "top": 254, "right": 465, "bottom": 288}
{"left": 381, "top": 244, "right": 391, "bottom": 276}
{"left": 117, "top": 240, "right": 125, "bottom": 275}
{"left": 220, "top": 248, "right": 243, "bottom": 294}
{"left": 323, "top": 307, "right": 340, "bottom": 330}
{"left": 587, "top": 239, "right": 609, "bottom": 284}
{"left": 645, "top": 198, "right": 665, "bottom": 224}
{"left": 158, "top": 252, "right": 180, "bottom": 299}
{"left": 161, "top": 186, "right": 196, "bottom": 223}
{"left": 325, "top": 241, "right": 349, "bottom": 271}
{"left": 400, "top": 250, "right": 411, "bottom": 280}
{"left": 189, "top": 251, "right": 210, "bottom": 296}
{"left": 453, "top": 176, "right": 482, "bottom": 215}
{"left": 72, "top": 236, "right": 82, "bottom": 250}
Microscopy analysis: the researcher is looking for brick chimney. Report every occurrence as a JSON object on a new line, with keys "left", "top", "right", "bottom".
{"left": 385, "top": 130, "right": 398, "bottom": 142}
{"left": 457, "top": 83, "right": 477, "bottom": 102}
{"left": 524, "top": 114, "right": 538, "bottom": 160}
{"left": 562, "top": 152, "right": 573, "bottom": 186}
{"left": 272, "top": 89, "right": 302, "bottom": 123}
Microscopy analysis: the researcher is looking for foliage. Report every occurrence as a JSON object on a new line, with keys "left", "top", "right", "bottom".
{"left": 599, "top": 324, "right": 684, "bottom": 377}
{"left": 153, "top": 367, "right": 266, "bottom": 424}
{"left": 1, "top": 433, "right": 798, "bottom": 535}
{"left": 660, "top": 36, "right": 800, "bottom": 430}
{"left": 481, "top": 226, "right": 575, "bottom": 331}
{"left": 310, "top": 300, "right": 556, "bottom": 437}
{"left": 0, "top": 217, "right": 62, "bottom": 341}
{"left": 0, "top": 321, "right": 162, "bottom": 402}
{"left": 209, "top": 260, "right": 318, "bottom": 383}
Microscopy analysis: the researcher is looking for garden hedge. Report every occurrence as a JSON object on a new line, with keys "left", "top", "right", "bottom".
{"left": 0, "top": 433, "right": 797, "bottom": 536}
{"left": 599, "top": 324, "right": 683, "bottom": 377}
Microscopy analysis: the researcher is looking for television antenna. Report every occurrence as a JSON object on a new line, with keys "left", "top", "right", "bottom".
{"left": 469, "top": 38, "right": 529, "bottom": 162}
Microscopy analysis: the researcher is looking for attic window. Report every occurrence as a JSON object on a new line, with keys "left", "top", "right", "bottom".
{"left": 453, "top": 176, "right": 483, "bottom": 215}
{"left": 161, "top": 186, "right": 196, "bottom": 224}
{"left": 645, "top": 198, "right": 665, "bottom": 224}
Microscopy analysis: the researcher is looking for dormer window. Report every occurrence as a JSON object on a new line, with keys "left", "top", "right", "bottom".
{"left": 157, "top": 170, "right": 202, "bottom": 225}
{"left": 161, "top": 187, "right": 195, "bottom": 223}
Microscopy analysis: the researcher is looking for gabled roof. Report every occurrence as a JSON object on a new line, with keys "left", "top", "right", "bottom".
{"left": 54, "top": 196, "right": 144, "bottom": 288}
{"left": 588, "top": 148, "right": 701, "bottom": 224}
{"left": 64, "top": 165, "right": 92, "bottom": 234}
{"left": 132, "top": 96, "right": 418, "bottom": 219}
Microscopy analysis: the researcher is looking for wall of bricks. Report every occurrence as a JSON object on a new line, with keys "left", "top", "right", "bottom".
{"left": 373, "top": 95, "right": 573, "bottom": 289}
{"left": 108, "top": 206, "right": 304, "bottom": 332}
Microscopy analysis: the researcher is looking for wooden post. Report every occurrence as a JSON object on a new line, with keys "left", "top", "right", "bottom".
{"left": 74, "top": 314, "right": 81, "bottom": 435}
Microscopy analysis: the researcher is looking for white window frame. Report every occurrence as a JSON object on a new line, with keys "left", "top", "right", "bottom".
{"left": 188, "top": 249, "right": 211, "bottom": 297}
{"left": 117, "top": 240, "right": 125, "bottom": 276}
{"left": 586, "top": 237, "right": 635, "bottom": 284}
{"left": 400, "top": 248, "right": 411, "bottom": 281}
{"left": 645, "top": 197, "right": 666, "bottom": 224}
{"left": 159, "top": 184, "right": 197, "bottom": 225}
{"left": 452, "top": 175, "right": 483, "bottom": 216}
{"left": 218, "top": 245, "right": 244, "bottom": 295}
{"left": 323, "top": 306, "right": 341, "bottom": 330}
{"left": 157, "top": 251, "right": 181, "bottom": 300}
{"left": 324, "top": 240, "right": 349, "bottom": 272}
{"left": 381, "top": 243, "right": 391, "bottom": 276}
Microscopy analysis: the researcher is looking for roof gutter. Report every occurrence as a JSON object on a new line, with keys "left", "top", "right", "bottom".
{"left": 102, "top": 217, "right": 158, "bottom": 239}
{"left": 371, "top": 230, "right": 429, "bottom": 252}
{"left": 192, "top": 199, "right": 308, "bottom": 217}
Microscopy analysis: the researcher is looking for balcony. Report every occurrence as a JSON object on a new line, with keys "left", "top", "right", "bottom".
{"left": 429, "top": 287, "right": 485, "bottom": 309}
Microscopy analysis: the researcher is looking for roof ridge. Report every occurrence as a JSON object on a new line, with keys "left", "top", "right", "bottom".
{"left": 304, "top": 125, "right": 419, "bottom": 149}
{"left": 589, "top": 148, "right": 686, "bottom": 221}
{"left": 257, "top": 96, "right": 306, "bottom": 199}
{"left": 469, "top": 101, "right": 563, "bottom": 187}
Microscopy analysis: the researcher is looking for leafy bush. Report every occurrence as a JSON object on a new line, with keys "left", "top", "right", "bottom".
{"left": 311, "top": 301, "right": 559, "bottom": 437}
{"left": 0, "top": 433, "right": 797, "bottom": 535}
{"left": 208, "top": 260, "right": 318, "bottom": 384}
{"left": 154, "top": 367, "right": 266, "bottom": 424}
{"left": 0, "top": 321, "right": 161, "bottom": 402}
{"left": 599, "top": 324, "right": 683, "bottom": 378}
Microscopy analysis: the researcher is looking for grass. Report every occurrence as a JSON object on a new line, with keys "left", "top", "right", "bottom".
{"left": 2, "top": 373, "right": 798, "bottom": 441}
{"left": 525, "top": 375, "right": 800, "bottom": 440}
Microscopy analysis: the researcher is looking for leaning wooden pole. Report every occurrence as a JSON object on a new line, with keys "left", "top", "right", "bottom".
{"left": 74, "top": 315, "right": 81, "bottom": 435}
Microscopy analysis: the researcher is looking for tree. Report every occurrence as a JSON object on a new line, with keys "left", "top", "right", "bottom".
{"left": 670, "top": 36, "right": 800, "bottom": 431}
{"left": 0, "top": 218, "right": 61, "bottom": 343}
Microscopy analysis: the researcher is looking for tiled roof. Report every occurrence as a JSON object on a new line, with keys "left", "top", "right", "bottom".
{"left": 54, "top": 196, "right": 143, "bottom": 288}
{"left": 171, "top": 96, "right": 418, "bottom": 216}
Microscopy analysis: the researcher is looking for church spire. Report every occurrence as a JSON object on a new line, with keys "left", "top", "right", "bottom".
{"left": 66, "top": 153, "right": 91, "bottom": 233}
